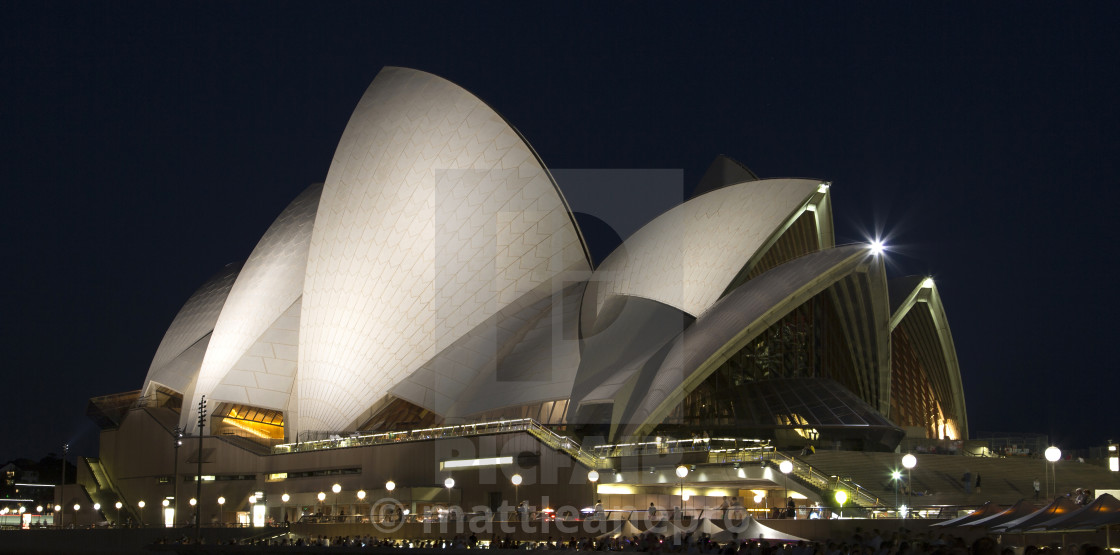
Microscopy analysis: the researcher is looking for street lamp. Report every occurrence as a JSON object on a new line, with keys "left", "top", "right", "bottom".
{"left": 281, "top": 493, "right": 289, "bottom": 524}
{"left": 162, "top": 499, "right": 170, "bottom": 528}
{"left": 510, "top": 474, "right": 522, "bottom": 511}
{"left": 675, "top": 465, "right": 688, "bottom": 518}
{"left": 779, "top": 460, "right": 793, "bottom": 518}
{"left": 331, "top": 483, "right": 341, "bottom": 518}
{"left": 217, "top": 496, "right": 225, "bottom": 526}
{"left": 444, "top": 477, "right": 455, "bottom": 517}
{"left": 902, "top": 454, "right": 917, "bottom": 518}
{"left": 114, "top": 501, "right": 122, "bottom": 526}
{"left": 356, "top": 490, "right": 366, "bottom": 521}
{"left": 60, "top": 443, "right": 68, "bottom": 529}
{"left": 317, "top": 491, "right": 326, "bottom": 518}
{"left": 588, "top": 470, "right": 600, "bottom": 516}
{"left": 1045, "top": 446, "right": 1061, "bottom": 497}
{"left": 891, "top": 470, "right": 902, "bottom": 514}
{"left": 137, "top": 500, "right": 146, "bottom": 528}
{"left": 834, "top": 490, "right": 847, "bottom": 519}
{"left": 172, "top": 426, "right": 182, "bottom": 526}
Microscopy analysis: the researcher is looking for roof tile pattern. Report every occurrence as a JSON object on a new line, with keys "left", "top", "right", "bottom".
{"left": 297, "top": 68, "right": 589, "bottom": 434}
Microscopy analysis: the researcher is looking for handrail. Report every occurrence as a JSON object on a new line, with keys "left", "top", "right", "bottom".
{"left": 273, "top": 418, "right": 607, "bottom": 469}
{"left": 762, "top": 451, "right": 882, "bottom": 508}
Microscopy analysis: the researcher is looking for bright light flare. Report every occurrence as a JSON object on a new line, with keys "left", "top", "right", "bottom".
{"left": 869, "top": 239, "right": 886, "bottom": 255}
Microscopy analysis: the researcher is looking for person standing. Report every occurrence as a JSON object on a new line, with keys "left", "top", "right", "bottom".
{"left": 1033, "top": 478, "right": 1041, "bottom": 499}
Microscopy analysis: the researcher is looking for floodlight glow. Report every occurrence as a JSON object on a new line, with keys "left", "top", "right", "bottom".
{"left": 511, "top": 474, "right": 522, "bottom": 486}
{"left": 137, "top": 501, "right": 145, "bottom": 509}
{"left": 675, "top": 465, "right": 689, "bottom": 478}
{"left": 54, "top": 505, "right": 60, "bottom": 512}
{"left": 248, "top": 495, "right": 256, "bottom": 504}
{"left": 870, "top": 240, "right": 885, "bottom": 255}
{"left": 385, "top": 480, "right": 396, "bottom": 492}
{"left": 217, "top": 497, "right": 225, "bottom": 505}
{"left": 588, "top": 470, "right": 599, "bottom": 482}
{"left": 753, "top": 494, "right": 764, "bottom": 504}
{"left": 93, "top": 503, "right": 100, "bottom": 511}
{"left": 73, "top": 504, "right": 80, "bottom": 511}
{"left": 1045, "top": 446, "right": 1061, "bottom": 462}
{"left": 835, "top": 490, "right": 847, "bottom": 505}
{"left": 922, "top": 278, "right": 934, "bottom": 288}
{"left": 317, "top": 492, "right": 325, "bottom": 502}
{"left": 902, "top": 454, "right": 917, "bottom": 469}
{"left": 281, "top": 493, "right": 290, "bottom": 503}
{"left": 331, "top": 483, "right": 341, "bottom": 494}
{"left": 188, "top": 499, "right": 195, "bottom": 507}
{"left": 357, "top": 490, "right": 366, "bottom": 501}
{"left": 115, "top": 502, "right": 122, "bottom": 510}
{"left": 444, "top": 477, "right": 455, "bottom": 489}
{"left": 162, "top": 499, "right": 169, "bottom": 507}
{"left": 37, "top": 506, "right": 43, "bottom": 512}
{"left": 891, "top": 470, "right": 902, "bottom": 480}
{"left": 779, "top": 460, "right": 793, "bottom": 474}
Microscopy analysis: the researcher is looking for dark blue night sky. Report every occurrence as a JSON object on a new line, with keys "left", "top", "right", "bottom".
{"left": 3, "top": 2, "right": 1118, "bottom": 462}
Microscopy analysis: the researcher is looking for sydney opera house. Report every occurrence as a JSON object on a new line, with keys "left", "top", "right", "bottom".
{"left": 70, "top": 67, "right": 966, "bottom": 527}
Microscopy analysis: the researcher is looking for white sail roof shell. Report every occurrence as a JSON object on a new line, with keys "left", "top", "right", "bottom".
{"left": 143, "top": 263, "right": 241, "bottom": 396}
{"left": 182, "top": 184, "right": 322, "bottom": 430}
{"left": 296, "top": 67, "right": 590, "bottom": 434}
{"left": 589, "top": 178, "right": 821, "bottom": 318}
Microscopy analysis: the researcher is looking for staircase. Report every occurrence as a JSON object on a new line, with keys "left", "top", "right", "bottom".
{"left": 82, "top": 457, "right": 137, "bottom": 524}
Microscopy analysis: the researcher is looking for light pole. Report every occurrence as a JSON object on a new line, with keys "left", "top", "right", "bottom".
{"left": 510, "top": 474, "right": 521, "bottom": 514}
{"left": 779, "top": 460, "right": 793, "bottom": 518}
{"left": 675, "top": 465, "right": 688, "bottom": 519}
{"left": 587, "top": 470, "right": 599, "bottom": 516}
{"left": 891, "top": 470, "right": 902, "bottom": 514}
{"left": 60, "top": 443, "right": 68, "bottom": 529}
{"left": 137, "top": 500, "right": 145, "bottom": 528}
{"left": 444, "top": 477, "right": 455, "bottom": 519}
{"left": 195, "top": 395, "right": 207, "bottom": 544}
{"left": 114, "top": 501, "right": 122, "bottom": 526}
{"left": 902, "top": 454, "right": 917, "bottom": 518}
{"left": 385, "top": 481, "right": 396, "bottom": 523}
{"left": 1045, "top": 446, "right": 1061, "bottom": 497}
{"left": 217, "top": 496, "right": 225, "bottom": 526}
{"left": 331, "top": 483, "right": 341, "bottom": 518}
{"left": 188, "top": 498, "right": 196, "bottom": 527}
{"left": 317, "top": 492, "right": 326, "bottom": 519}
{"left": 162, "top": 499, "right": 170, "bottom": 527}
{"left": 834, "top": 490, "right": 847, "bottom": 519}
{"left": 281, "top": 493, "right": 290, "bottom": 524}
{"left": 356, "top": 490, "right": 366, "bottom": 522}
{"left": 172, "top": 426, "right": 182, "bottom": 526}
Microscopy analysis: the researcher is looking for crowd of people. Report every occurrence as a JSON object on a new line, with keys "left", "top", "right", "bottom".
{"left": 149, "top": 527, "right": 1111, "bottom": 555}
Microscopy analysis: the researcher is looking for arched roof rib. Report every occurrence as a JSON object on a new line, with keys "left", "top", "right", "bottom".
{"left": 623, "top": 244, "right": 889, "bottom": 439}
{"left": 183, "top": 183, "right": 322, "bottom": 432}
{"left": 889, "top": 277, "right": 968, "bottom": 437}
{"left": 297, "top": 67, "right": 591, "bottom": 435}
{"left": 587, "top": 178, "right": 825, "bottom": 321}
{"left": 143, "top": 262, "right": 242, "bottom": 397}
